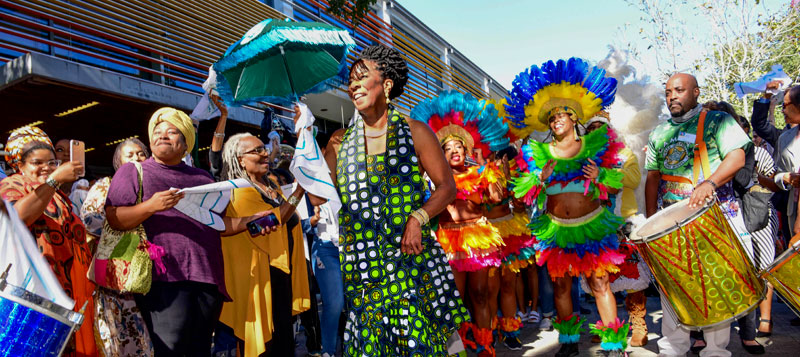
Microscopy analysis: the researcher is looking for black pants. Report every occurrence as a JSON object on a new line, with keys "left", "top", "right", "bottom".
{"left": 264, "top": 266, "right": 295, "bottom": 356}
{"left": 135, "top": 281, "right": 224, "bottom": 357}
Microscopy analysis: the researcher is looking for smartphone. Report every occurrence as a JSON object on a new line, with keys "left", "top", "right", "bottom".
{"left": 69, "top": 140, "right": 85, "bottom": 177}
{"left": 246, "top": 212, "right": 279, "bottom": 236}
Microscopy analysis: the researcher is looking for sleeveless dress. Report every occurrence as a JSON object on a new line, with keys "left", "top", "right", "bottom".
{"left": 336, "top": 111, "right": 470, "bottom": 356}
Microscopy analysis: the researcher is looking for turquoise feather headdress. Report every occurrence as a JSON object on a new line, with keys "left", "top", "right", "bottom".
{"left": 411, "top": 90, "right": 509, "bottom": 159}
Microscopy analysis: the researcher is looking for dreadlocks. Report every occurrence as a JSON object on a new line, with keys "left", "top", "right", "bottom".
{"left": 350, "top": 45, "right": 409, "bottom": 99}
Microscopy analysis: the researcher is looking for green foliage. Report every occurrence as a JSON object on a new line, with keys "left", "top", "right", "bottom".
{"left": 326, "top": 0, "right": 379, "bottom": 25}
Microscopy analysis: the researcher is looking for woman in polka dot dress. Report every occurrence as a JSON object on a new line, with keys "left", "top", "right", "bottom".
{"left": 323, "top": 45, "right": 470, "bottom": 356}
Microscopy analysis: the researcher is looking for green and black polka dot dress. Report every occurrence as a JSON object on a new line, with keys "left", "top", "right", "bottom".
{"left": 336, "top": 110, "right": 470, "bottom": 356}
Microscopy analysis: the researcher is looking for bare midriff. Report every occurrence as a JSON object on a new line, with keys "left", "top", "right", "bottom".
{"left": 439, "top": 198, "right": 484, "bottom": 223}
{"left": 485, "top": 201, "right": 511, "bottom": 220}
{"left": 546, "top": 192, "right": 601, "bottom": 219}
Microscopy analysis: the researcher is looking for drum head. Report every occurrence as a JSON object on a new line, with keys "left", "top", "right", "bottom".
{"left": 631, "top": 198, "right": 709, "bottom": 242}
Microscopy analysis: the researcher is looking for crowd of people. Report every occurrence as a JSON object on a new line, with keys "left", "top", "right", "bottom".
{"left": 1, "top": 43, "right": 799, "bottom": 357}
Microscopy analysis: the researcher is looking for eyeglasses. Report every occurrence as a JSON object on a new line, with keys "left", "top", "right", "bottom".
{"left": 241, "top": 146, "right": 268, "bottom": 156}
{"left": 26, "top": 159, "right": 61, "bottom": 168}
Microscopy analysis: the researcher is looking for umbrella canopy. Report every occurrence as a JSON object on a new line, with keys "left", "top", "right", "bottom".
{"left": 214, "top": 19, "right": 356, "bottom": 107}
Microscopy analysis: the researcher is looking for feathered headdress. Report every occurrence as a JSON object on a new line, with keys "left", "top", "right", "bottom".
{"left": 411, "top": 91, "right": 509, "bottom": 160}
{"left": 505, "top": 58, "right": 618, "bottom": 136}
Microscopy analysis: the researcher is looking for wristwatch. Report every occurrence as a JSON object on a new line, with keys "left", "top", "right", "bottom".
{"left": 45, "top": 175, "right": 61, "bottom": 189}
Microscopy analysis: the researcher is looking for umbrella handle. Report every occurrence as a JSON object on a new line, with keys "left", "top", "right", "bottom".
{"left": 279, "top": 45, "right": 299, "bottom": 103}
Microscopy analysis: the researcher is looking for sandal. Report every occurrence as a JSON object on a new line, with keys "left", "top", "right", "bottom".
{"left": 756, "top": 318, "right": 772, "bottom": 337}
{"left": 527, "top": 310, "right": 541, "bottom": 324}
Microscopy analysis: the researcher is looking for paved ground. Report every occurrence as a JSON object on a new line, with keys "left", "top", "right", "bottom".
{"left": 293, "top": 292, "right": 800, "bottom": 356}
{"left": 487, "top": 294, "right": 800, "bottom": 356}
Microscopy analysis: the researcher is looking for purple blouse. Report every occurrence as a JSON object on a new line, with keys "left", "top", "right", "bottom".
{"left": 105, "top": 157, "right": 230, "bottom": 300}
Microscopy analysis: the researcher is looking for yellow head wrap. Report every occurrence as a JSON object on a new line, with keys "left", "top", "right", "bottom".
{"left": 147, "top": 107, "right": 195, "bottom": 156}
{"left": 5, "top": 126, "right": 53, "bottom": 169}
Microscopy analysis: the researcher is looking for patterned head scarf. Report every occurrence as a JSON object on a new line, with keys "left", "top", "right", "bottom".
{"left": 5, "top": 126, "right": 53, "bottom": 169}
{"left": 147, "top": 107, "right": 195, "bottom": 156}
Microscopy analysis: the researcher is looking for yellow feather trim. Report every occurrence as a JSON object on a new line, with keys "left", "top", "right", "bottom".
{"left": 524, "top": 82, "right": 603, "bottom": 130}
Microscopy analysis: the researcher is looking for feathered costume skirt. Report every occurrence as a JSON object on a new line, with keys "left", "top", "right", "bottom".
{"left": 436, "top": 217, "right": 504, "bottom": 272}
{"left": 489, "top": 212, "right": 536, "bottom": 272}
{"left": 531, "top": 206, "right": 625, "bottom": 278}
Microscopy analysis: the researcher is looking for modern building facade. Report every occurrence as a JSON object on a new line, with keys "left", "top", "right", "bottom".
{"left": 0, "top": 0, "right": 506, "bottom": 173}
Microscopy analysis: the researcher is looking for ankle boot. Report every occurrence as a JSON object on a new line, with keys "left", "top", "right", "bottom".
{"left": 626, "top": 290, "right": 648, "bottom": 347}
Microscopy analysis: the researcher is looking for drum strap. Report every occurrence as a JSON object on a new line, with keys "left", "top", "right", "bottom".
{"left": 692, "top": 110, "right": 712, "bottom": 186}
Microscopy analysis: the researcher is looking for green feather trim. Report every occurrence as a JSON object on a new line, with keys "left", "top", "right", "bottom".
{"left": 529, "top": 208, "right": 623, "bottom": 247}
{"left": 528, "top": 125, "right": 610, "bottom": 175}
{"left": 553, "top": 315, "right": 584, "bottom": 336}
{"left": 589, "top": 321, "right": 630, "bottom": 351}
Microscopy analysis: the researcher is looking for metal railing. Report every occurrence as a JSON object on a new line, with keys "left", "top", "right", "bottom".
{"left": 0, "top": 0, "right": 498, "bottom": 115}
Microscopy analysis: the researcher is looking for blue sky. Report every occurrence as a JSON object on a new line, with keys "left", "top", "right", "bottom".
{"left": 399, "top": 0, "right": 644, "bottom": 89}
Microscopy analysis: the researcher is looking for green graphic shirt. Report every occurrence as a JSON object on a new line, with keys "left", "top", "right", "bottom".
{"left": 645, "top": 110, "right": 751, "bottom": 179}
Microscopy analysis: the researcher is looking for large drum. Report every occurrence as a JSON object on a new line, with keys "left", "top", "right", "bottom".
{"left": 630, "top": 199, "right": 764, "bottom": 329}
{"left": 760, "top": 240, "right": 800, "bottom": 317}
{"left": 0, "top": 280, "right": 84, "bottom": 356}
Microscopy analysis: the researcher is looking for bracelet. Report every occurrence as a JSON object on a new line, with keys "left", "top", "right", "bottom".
{"left": 704, "top": 179, "right": 718, "bottom": 189}
{"left": 410, "top": 208, "right": 430, "bottom": 226}
{"left": 213, "top": 132, "right": 225, "bottom": 138}
{"left": 287, "top": 195, "right": 300, "bottom": 207}
{"left": 45, "top": 174, "right": 61, "bottom": 190}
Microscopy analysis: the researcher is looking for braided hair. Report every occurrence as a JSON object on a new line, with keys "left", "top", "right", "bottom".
{"left": 351, "top": 45, "right": 409, "bottom": 99}
{"left": 220, "top": 133, "right": 253, "bottom": 181}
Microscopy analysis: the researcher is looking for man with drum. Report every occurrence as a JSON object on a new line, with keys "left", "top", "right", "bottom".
{"left": 644, "top": 73, "right": 751, "bottom": 356}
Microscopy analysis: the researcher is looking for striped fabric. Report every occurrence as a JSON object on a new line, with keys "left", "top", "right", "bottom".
{"left": 750, "top": 146, "right": 778, "bottom": 270}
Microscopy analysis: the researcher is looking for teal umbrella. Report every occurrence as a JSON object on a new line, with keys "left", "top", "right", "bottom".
{"left": 213, "top": 19, "right": 356, "bottom": 107}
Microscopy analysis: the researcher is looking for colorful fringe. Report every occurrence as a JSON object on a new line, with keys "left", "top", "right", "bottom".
{"left": 531, "top": 207, "right": 625, "bottom": 278}
{"left": 581, "top": 243, "right": 651, "bottom": 294}
{"left": 590, "top": 318, "right": 630, "bottom": 351}
{"left": 474, "top": 326, "right": 495, "bottom": 356}
{"left": 480, "top": 160, "right": 507, "bottom": 188}
{"left": 490, "top": 213, "right": 536, "bottom": 272}
{"left": 454, "top": 165, "right": 487, "bottom": 201}
{"left": 458, "top": 322, "right": 477, "bottom": 351}
{"left": 497, "top": 316, "right": 523, "bottom": 338}
{"left": 436, "top": 218, "right": 504, "bottom": 272}
{"left": 553, "top": 314, "right": 584, "bottom": 344}
{"left": 512, "top": 125, "right": 624, "bottom": 210}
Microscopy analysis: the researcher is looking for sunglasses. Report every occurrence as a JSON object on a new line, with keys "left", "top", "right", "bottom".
{"left": 241, "top": 146, "right": 268, "bottom": 156}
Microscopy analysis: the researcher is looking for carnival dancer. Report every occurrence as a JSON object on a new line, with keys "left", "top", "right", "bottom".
{"left": 644, "top": 73, "right": 750, "bottom": 357}
{"left": 322, "top": 45, "right": 469, "bottom": 356}
{"left": 507, "top": 57, "right": 629, "bottom": 357}
{"left": 484, "top": 112, "right": 538, "bottom": 350}
{"left": 411, "top": 91, "right": 511, "bottom": 356}
{"left": 582, "top": 114, "right": 651, "bottom": 347}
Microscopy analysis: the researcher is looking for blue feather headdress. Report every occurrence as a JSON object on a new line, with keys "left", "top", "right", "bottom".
{"left": 504, "top": 58, "right": 617, "bottom": 136}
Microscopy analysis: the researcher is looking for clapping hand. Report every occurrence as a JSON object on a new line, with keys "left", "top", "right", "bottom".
{"left": 539, "top": 160, "right": 556, "bottom": 182}
{"left": 582, "top": 159, "right": 599, "bottom": 180}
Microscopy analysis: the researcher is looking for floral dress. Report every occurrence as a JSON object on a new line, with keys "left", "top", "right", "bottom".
{"left": 81, "top": 176, "right": 154, "bottom": 357}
